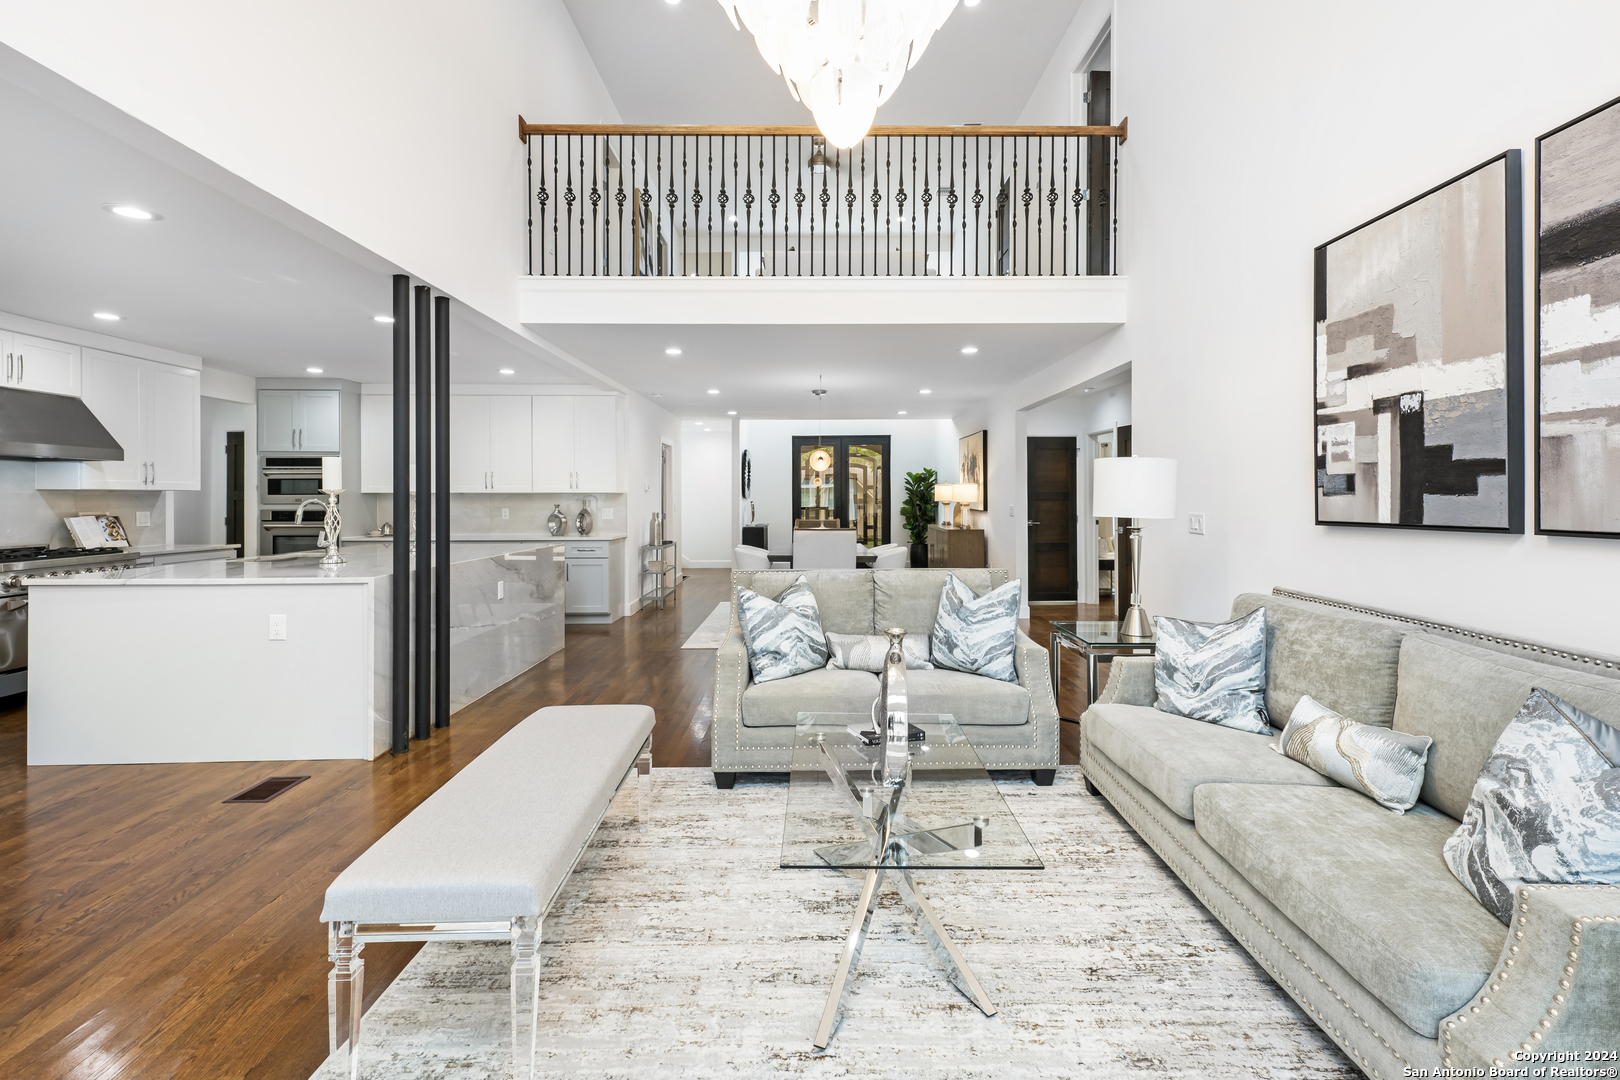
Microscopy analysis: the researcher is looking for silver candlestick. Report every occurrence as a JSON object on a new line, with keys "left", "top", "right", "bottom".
{"left": 295, "top": 490, "right": 346, "bottom": 569}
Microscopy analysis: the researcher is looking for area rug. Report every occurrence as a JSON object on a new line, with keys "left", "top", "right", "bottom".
{"left": 680, "top": 602, "right": 732, "bottom": 649}
{"left": 308, "top": 768, "right": 1357, "bottom": 1079}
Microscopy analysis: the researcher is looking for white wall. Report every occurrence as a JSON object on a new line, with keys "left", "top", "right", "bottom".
{"left": 739, "top": 418, "right": 958, "bottom": 552}
{"left": 681, "top": 424, "right": 735, "bottom": 568}
{"left": 981, "top": 0, "right": 1620, "bottom": 655}
{"left": 622, "top": 393, "right": 683, "bottom": 615}
{"left": 0, "top": 1, "right": 619, "bottom": 340}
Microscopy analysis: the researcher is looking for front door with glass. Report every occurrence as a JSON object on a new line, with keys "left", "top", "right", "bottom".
{"left": 792, "top": 436, "right": 890, "bottom": 546}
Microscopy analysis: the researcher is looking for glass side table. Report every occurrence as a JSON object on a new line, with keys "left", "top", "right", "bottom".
{"left": 1048, "top": 620, "right": 1157, "bottom": 721}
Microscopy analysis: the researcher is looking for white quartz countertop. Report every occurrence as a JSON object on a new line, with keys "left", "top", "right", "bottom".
{"left": 30, "top": 541, "right": 560, "bottom": 586}
{"left": 343, "top": 533, "right": 626, "bottom": 543}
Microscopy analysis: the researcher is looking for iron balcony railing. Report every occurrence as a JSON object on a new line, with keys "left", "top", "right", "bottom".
{"left": 521, "top": 121, "right": 1126, "bottom": 279}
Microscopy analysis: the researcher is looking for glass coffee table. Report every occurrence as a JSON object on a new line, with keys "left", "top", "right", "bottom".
{"left": 1048, "top": 620, "right": 1157, "bottom": 721}
{"left": 785, "top": 712, "right": 1043, "bottom": 1050}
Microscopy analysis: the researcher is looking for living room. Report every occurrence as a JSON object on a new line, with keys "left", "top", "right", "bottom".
{"left": 1, "top": 2, "right": 1618, "bottom": 1078}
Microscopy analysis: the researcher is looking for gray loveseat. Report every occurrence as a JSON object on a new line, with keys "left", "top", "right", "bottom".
{"left": 712, "top": 568, "right": 1060, "bottom": 787}
{"left": 1080, "top": 590, "right": 1620, "bottom": 1076}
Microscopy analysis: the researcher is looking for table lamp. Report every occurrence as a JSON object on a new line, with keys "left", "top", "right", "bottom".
{"left": 1092, "top": 456, "right": 1177, "bottom": 639}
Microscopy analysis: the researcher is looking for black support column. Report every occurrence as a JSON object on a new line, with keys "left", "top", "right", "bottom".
{"left": 390, "top": 275, "right": 411, "bottom": 755}
{"left": 413, "top": 285, "right": 433, "bottom": 742}
{"left": 433, "top": 296, "right": 451, "bottom": 728}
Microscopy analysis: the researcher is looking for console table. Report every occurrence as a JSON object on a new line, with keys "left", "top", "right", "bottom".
{"left": 926, "top": 524, "right": 985, "bottom": 568}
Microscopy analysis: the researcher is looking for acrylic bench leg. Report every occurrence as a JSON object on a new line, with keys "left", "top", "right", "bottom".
{"left": 637, "top": 741, "right": 652, "bottom": 830}
{"left": 511, "top": 915, "right": 540, "bottom": 1079}
{"left": 328, "top": 921, "right": 364, "bottom": 1079}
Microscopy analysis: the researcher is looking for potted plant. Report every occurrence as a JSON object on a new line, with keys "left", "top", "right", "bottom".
{"left": 900, "top": 468, "right": 938, "bottom": 568}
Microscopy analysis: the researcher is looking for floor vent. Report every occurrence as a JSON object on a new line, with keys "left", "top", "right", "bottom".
{"left": 224, "top": 776, "right": 310, "bottom": 804}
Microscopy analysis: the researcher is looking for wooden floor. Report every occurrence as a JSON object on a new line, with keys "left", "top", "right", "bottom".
{"left": 0, "top": 569, "right": 1111, "bottom": 1080}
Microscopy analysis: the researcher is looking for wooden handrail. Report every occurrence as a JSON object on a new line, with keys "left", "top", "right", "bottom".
{"left": 518, "top": 117, "right": 1128, "bottom": 144}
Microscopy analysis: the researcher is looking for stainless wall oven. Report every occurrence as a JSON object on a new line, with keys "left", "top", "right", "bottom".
{"left": 261, "top": 508, "right": 326, "bottom": 556}
{"left": 260, "top": 456, "right": 326, "bottom": 504}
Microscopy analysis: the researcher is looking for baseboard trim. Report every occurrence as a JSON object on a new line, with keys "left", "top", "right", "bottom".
{"left": 682, "top": 560, "right": 732, "bottom": 570}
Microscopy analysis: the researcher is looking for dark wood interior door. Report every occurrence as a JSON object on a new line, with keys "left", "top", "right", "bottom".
{"left": 1027, "top": 436, "right": 1077, "bottom": 602}
{"left": 1115, "top": 424, "right": 1134, "bottom": 604}
{"left": 225, "top": 430, "right": 244, "bottom": 552}
{"left": 1086, "top": 70, "right": 1112, "bottom": 275}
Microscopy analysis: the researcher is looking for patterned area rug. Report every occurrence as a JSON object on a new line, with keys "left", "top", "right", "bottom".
{"left": 310, "top": 768, "right": 1358, "bottom": 1079}
{"left": 680, "top": 603, "right": 732, "bottom": 649}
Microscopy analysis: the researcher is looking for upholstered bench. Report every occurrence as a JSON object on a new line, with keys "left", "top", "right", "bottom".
{"left": 320, "top": 704, "right": 654, "bottom": 1078}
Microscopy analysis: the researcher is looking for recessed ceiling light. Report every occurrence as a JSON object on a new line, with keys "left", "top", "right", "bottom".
{"left": 727, "top": 410, "right": 737, "bottom": 416}
{"left": 707, "top": 388, "right": 720, "bottom": 394}
{"left": 919, "top": 388, "right": 932, "bottom": 394}
{"left": 306, "top": 366, "right": 324, "bottom": 374}
{"left": 898, "top": 410, "right": 908, "bottom": 415}
{"left": 93, "top": 312, "right": 120, "bottom": 321}
{"left": 105, "top": 204, "right": 158, "bottom": 221}
{"left": 373, "top": 315, "right": 395, "bottom": 323}
{"left": 665, "top": 347, "right": 682, "bottom": 356}
{"left": 964, "top": 0, "right": 981, "bottom": 7}
{"left": 960, "top": 346, "right": 978, "bottom": 355}
{"left": 1083, "top": 387, "right": 1096, "bottom": 393}
{"left": 499, "top": 368, "right": 515, "bottom": 375}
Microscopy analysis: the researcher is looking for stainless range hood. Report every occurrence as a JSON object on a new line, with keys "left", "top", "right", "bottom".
{"left": 0, "top": 385, "right": 123, "bottom": 461}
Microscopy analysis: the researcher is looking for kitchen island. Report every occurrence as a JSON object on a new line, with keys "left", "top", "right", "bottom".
{"left": 25, "top": 541, "right": 563, "bottom": 765}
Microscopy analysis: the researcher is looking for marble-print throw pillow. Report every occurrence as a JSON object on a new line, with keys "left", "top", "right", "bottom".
{"left": 1442, "top": 688, "right": 1620, "bottom": 924}
{"left": 930, "top": 573, "right": 1021, "bottom": 683}
{"left": 736, "top": 576, "right": 829, "bottom": 684}
{"left": 1152, "top": 607, "right": 1271, "bottom": 734}
{"left": 825, "top": 632, "right": 933, "bottom": 673}
{"left": 1271, "top": 694, "right": 1433, "bottom": 813}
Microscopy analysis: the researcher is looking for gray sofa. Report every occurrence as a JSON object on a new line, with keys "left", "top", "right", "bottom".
{"left": 1080, "top": 591, "right": 1620, "bottom": 1077}
{"left": 712, "top": 568, "right": 1060, "bottom": 787}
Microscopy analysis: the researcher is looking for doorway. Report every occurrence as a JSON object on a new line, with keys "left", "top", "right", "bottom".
{"left": 791, "top": 435, "right": 890, "bottom": 546}
{"left": 1026, "top": 436, "right": 1077, "bottom": 602}
{"left": 1086, "top": 68, "right": 1112, "bottom": 275}
{"left": 225, "top": 431, "right": 245, "bottom": 553}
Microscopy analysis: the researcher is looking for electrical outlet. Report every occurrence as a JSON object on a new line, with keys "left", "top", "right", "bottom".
{"left": 501, "top": 507, "right": 510, "bottom": 520}
{"left": 135, "top": 511, "right": 151, "bottom": 527}
{"left": 1188, "top": 512, "right": 1206, "bottom": 535}
{"left": 497, "top": 580, "right": 505, "bottom": 600}
{"left": 268, "top": 614, "right": 287, "bottom": 640}
{"left": 1008, "top": 505, "right": 1015, "bottom": 517}
{"left": 603, "top": 508, "right": 613, "bottom": 520}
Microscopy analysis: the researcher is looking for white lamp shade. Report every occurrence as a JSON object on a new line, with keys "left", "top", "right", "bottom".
{"left": 950, "top": 482, "right": 979, "bottom": 504}
{"left": 934, "top": 484, "right": 953, "bottom": 503}
{"left": 1093, "top": 456, "right": 1176, "bottom": 519}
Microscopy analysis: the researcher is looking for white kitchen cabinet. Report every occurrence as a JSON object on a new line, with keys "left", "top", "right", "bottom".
{"left": 449, "top": 396, "right": 534, "bottom": 492}
{"left": 532, "top": 395, "right": 619, "bottom": 493}
{"left": 259, "top": 389, "right": 341, "bottom": 452}
{"left": 9, "top": 334, "right": 81, "bottom": 397}
{"left": 530, "top": 396, "right": 574, "bottom": 491}
{"left": 36, "top": 350, "right": 199, "bottom": 490}
{"left": 360, "top": 395, "right": 413, "bottom": 493}
{"left": 448, "top": 396, "right": 488, "bottom": 492}
{"left": 488, "top": 396, "right": 533, "bottom": 492}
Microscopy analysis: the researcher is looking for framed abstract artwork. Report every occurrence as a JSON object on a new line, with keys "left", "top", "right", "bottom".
{"left": 1313, "top": 151, "right": 1524, "bottom": 532}
{"left": 958, "top": 430, "right": 987, "bottom": 510}
{"left": 1536, "top": 95, "right": 1620, "bottom": 538}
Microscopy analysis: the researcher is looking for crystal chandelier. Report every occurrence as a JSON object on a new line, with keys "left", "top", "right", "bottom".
{"left": 718, "top": 0, "right": 961, "bottom": 148}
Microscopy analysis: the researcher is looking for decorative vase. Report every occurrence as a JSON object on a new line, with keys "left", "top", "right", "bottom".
{"left": 908, "top": 542, "right": 928, "bottom": 569}
{"left": 876, "top": 627, "right": 910, "bottom": 788}
{"left": 547, "top": 505, "right": 566, "bottom": 536}
{"left": 575, "top": 504, "right": 594, "bottom": 536}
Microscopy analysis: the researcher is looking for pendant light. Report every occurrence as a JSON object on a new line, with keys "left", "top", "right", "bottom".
{"left": 808, "top": 380, "right": 832, "bottom": 472}
{"left": 718, "top": 0, "right": 962, "bottom": 148}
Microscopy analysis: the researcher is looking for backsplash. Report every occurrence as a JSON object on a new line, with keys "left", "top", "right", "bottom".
{"left": 357, "top": 492, "right": 628, "bottom": 538}
{"left": 0, "top": 460, "right": 169, "bottom": 548}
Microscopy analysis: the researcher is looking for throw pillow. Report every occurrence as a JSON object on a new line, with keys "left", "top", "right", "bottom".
{"left": 1442, "top": 688, "right": 1620, "bottom": 924}
{"left": 825, "top": 632, "right": 933, "bottom": 673}
{"left": 1271, "top": 694, "right": 1433, "bottom": 813}
{"left": 1152, "top": 607, "right": 1271, "bottom": 734}
{"left": 735, "top": 576, "right": 829, "bottom": 684}
{"left": 930, "top": 573, "right": 1020, "bottom": 683}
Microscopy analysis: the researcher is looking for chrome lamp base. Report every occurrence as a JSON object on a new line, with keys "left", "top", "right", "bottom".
{"left": 1118, "top": 525, "right": 1153, "bottom": 640}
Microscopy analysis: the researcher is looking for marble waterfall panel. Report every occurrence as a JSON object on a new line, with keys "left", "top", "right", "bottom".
{"left": 448, "top": 545, "right": 564, "bottom": 711}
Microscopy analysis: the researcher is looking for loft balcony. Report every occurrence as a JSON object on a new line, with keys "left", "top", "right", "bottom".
{"left": 516, "top": 123, "right": 1128, "bottom": 328}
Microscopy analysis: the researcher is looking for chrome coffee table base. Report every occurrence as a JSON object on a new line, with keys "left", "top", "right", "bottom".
{"left": 810, "top": 739, "right": 997, "bottom": 1051}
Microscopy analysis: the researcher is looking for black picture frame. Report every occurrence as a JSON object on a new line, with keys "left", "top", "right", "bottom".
{"left": 958, "top": 429, "right": 988, "bottom": 511}
{"left": 1534, "top": 93, "right": 1620, "bottom": 539}
{"left": 1312, "top": 150, "right": 1524, "bottom": 534}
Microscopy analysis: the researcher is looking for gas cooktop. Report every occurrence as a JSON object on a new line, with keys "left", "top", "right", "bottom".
{"left": 0, "top": 545, "right": 127, "bottom": 562}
